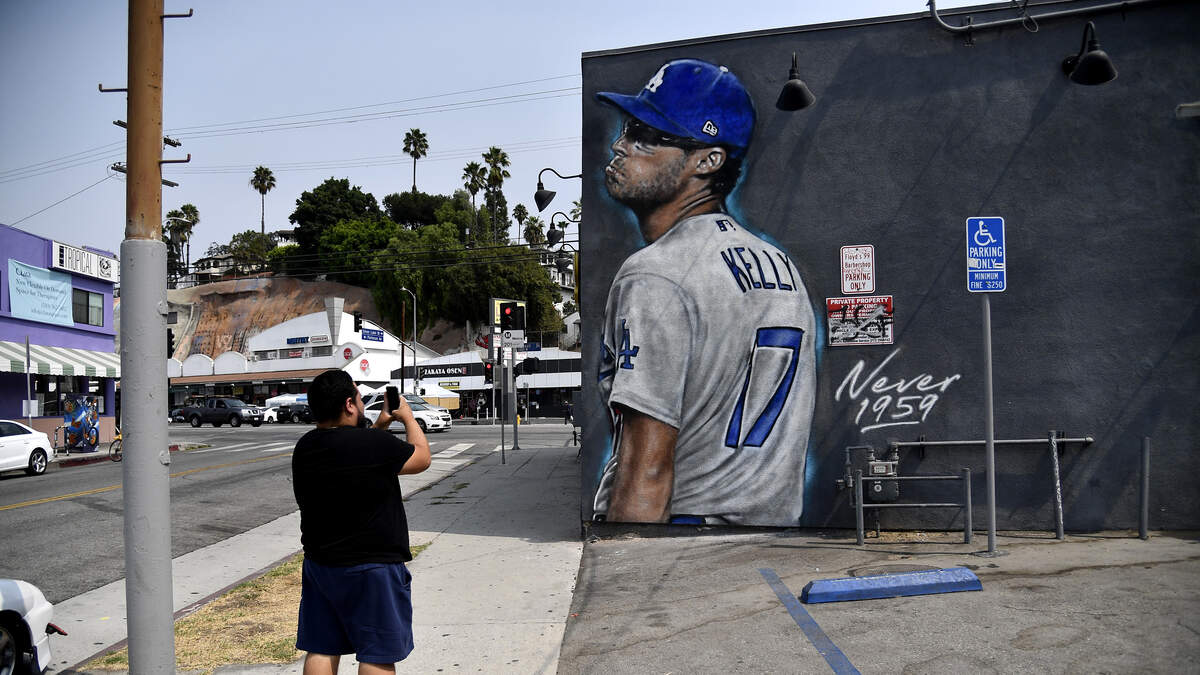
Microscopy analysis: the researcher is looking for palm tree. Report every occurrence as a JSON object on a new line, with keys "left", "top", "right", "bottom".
{"left": 482, "top": 146, "right": 510, "bottom": 242}
{"left": 249, "top": 166, "right": 275, "bottom": 234}
{"left": 523, "top": 215, "right": 545, "bottom": 246}
{"left": 404, "top": 129, "right": 429, "bottom": 194}
{"left": 461, "top": 161, "right": 487, "bottom": 242}
{"left": 570, "top": 199, "right": 582, "bottom": 221}
{"left": 178, "top": 203, "right": 199, "bottom": 275}
{"left": 512, "top": 203, "right": 528, "bottom": 241}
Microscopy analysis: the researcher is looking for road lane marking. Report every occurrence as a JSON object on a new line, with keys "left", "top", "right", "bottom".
{"left": 758, "top": 568, "right": 860, "bottom": 675}
{"left": 0, "top": 453, "right": 293, "bottom": 512}
{"left": 437, "top": 443, "right": 473, "bottom": 458}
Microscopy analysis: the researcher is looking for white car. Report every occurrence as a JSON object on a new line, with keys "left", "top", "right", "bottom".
{"left": 0, "top": 578, "right": 66, "bottom": 674}
{"left": 262, "top": 407, "right": 279, "bottom": 423}
{"left": 0, "top": 420, "right": 53, "bottom": 477}
{"left": 363, "top": 397, "right": 452, "bottom": 433}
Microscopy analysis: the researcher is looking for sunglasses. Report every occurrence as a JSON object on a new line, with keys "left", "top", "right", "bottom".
{"left": 620, "top": 118, "right": 710, "bottom": 151}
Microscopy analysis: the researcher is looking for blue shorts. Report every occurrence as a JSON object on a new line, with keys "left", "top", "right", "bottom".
{"left": 296, "top": 558, "right": 414, "bottom": 664}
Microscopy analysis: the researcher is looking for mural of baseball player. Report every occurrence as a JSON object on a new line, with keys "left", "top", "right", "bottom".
{"left": 592, "top": 59, "right": 817, "bottom": 526}
{"left": 63, "top": 394, "right": 101, "bottom": 451}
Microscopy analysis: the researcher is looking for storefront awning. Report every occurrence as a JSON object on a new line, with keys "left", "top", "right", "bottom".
{"left": 0, "top": 340, "right": 120, "bottom": 377}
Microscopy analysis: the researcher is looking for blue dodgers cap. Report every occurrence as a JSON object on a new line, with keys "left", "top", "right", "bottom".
{"left": 596, "top": 59, "right": 756, "bottom": 157}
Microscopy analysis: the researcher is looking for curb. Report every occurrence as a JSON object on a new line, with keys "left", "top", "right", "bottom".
{"left": 55, "top": 443, "right": 190, "bottom": 469}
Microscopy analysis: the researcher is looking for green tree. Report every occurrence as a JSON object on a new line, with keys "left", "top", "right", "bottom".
{"left": 226, "top": 230, "right": 276, "bottom": 270}
{"left": 288, "top": 178, "right": 381, "bottom": 273}
{"left": 266, "top": 244, "right": 300, "bottom": 277}
{"left": 249, "top": 166, "right": 276, "bottom": 234}
{"left": 461, "top": 161, "right": 487, "bottom": 242}
{"left": 382, "top": 190, "right": 450, "bottom": 230}
{"left": 403, "top": 128, "right": 429, "bottom": 194}
{"left": 523, "top": 215, "right": 545, "bottom": 246}
{"left": 317, "top": 216, "right": 400, "bottom": 288}
{"left": 163, "top": 204, "right": 199, "bottom": 282}
{"left": 570, "top": 199, "right": 582, "bottom": 221}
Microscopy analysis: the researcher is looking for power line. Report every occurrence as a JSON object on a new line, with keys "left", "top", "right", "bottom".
{"left": 10, "top": 174, "right": 116, "bottom": 225}
{"left": 165, "top": 73, "right": 581, "bottom": 133}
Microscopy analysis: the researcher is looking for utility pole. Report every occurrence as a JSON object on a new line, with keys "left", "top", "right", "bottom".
{"left": 120, "top": 1, "right": 177, "bottom": 670}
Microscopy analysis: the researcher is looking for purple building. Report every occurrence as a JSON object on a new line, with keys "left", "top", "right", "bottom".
{"left": 0, "top": 223, "right": 120, "bottom": 444}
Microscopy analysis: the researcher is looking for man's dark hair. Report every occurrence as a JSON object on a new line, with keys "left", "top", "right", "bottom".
{"left": 707, "top": 154, "right": 744, "bottom": 199}
{"left": 308, "top": 370, "right": 357, "bottom": 423}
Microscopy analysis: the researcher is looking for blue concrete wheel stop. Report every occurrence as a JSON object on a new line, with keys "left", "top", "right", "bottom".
{"left": 800, "top": 567, "right": 982, "bottom": 603}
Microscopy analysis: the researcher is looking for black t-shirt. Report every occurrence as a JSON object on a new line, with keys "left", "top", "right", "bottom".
{"left": 292, "top": 426, "right": 415, "bottom": 566}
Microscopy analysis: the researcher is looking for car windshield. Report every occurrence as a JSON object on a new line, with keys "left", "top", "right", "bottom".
{"left": 409, "top": 401, "right": 430, "bottom": 411}
{"left": 227, "top": 400, "right": 248, "bottom": 407}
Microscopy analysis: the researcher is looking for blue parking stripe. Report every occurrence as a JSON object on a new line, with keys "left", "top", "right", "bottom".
{"left": 758, "top": 568, "right": 860, "bottom": 675}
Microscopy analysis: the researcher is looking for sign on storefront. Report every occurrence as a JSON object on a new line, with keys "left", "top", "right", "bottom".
{"left": 8, "top": 260, "right": 73, "bottom": 327}
{"left": 51, "top": 241, "right": 119, "bottom": 283}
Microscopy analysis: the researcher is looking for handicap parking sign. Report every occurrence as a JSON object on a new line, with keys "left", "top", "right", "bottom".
{"left": 966, "top": 217, "right": 1006, "bottom": 293}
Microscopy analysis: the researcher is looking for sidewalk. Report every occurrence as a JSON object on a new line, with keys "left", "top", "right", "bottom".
{"left": 55, "top": 440, "right": 582, "bottom": 674}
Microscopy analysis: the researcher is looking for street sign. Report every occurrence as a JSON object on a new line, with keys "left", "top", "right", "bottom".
{"left": 966, "top": 217, "right": 1006, "bottom": 292}
{"left": 524, "top": 342, "right": 541, "bottom": 351}
{"left": 840, "top": 245, "right": 875, "bottom": 294}
{"left": 361, "top": 327, "right": 384, "bottom": 342}
{"left": 502, "top": 329, "right": 525, "bottom": 347}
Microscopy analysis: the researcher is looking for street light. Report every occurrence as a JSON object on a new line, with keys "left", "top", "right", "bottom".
{"left": 533, "top": 167, "right": 581, "bottom": 212}
{"left": 546, "top": 211, "right": 578, "bottom": 247}
{"left": 400, "top": 287, "right": 417, "bottom": 394}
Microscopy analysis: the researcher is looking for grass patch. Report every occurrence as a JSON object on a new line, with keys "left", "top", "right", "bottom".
{"left": 84, "top": 554, "right": 305, "bottom": 673}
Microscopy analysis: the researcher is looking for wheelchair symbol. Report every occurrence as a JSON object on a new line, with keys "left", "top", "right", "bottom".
{"left": 973, "top": 221, "right": 998, "bottom": 247}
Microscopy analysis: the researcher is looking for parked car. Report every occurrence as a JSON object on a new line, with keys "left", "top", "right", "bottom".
{"left": 363, "top": 396, "right": 451, "bottom": 433}
{"left": 169, "top": 408, "right": 187, "bottom": 423}
{"left": 261, "top": 406, "right": 279, "bottom": 423}
{"left": 180, "top": 398, "right": 264, "bottom": 428}
{"left": 403, "top": 393, "right": 451, "bottom": 416}
{"left": 276, "top": 403, "right": 312, "bottom": 424}
{"left": 0, "top": 578, "right": 66, "bottom": 673}
{"left": 0, "top": 420, "right": 53, "bottom": 477}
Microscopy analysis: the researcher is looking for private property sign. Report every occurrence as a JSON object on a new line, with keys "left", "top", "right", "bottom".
{"left": 966, "top": 217, "right": 1006, "bottom": 292}
{"left": 840, "top": 245, "right": 875, "bottom": 294}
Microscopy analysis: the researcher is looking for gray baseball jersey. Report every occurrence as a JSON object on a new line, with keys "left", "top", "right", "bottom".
{"left": 593, "top": 212, "right": 817, "bottom": 525}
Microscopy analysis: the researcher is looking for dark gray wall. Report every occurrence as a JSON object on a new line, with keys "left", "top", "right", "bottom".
{"left": 578, "top": 0, "right": 1200, "bottom": 530}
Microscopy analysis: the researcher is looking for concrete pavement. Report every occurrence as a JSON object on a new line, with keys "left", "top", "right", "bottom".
{"left": 55, "top": 437, "right": 581, "bottom": 674}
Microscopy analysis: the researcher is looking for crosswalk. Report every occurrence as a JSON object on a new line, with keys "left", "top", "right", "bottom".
{"left": 189, "top": 440, "right": 494, "bottom": 458}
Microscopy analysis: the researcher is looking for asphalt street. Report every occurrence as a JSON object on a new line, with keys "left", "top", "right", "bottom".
{"left": 0, "top": 418, "right": 572, "bottom": 604}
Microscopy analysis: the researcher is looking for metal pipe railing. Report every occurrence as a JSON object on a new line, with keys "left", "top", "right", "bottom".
{"left": 854, "top": 469, "right": 971, "bottom": 546}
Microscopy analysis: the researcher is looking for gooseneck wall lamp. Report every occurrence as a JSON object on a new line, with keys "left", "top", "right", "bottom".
{"left": 776, "top": 52, "right": 816, "bottom": 111}
{"left": 533, "top": 167, "right": 582, "bottom": 212}
{"left": 1062, "top": 21, "right": 1118, "bottom": 85}
{"left": 546, "top": 211, "right": 577, "bottom": 247}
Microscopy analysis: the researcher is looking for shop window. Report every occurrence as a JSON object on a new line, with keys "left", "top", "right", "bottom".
{"left": 311, "top": 346, "right": 332, "bottom": 357}
{"left": 254, "top": 350, "right": 276, "bottom": 361}
{"left": 72, "top": 289, "right": 104, "bottom": 327}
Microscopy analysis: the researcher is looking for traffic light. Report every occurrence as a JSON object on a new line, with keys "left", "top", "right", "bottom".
{"left": 167, "top": 329, "right": 175, "bottom": 356}
{"left": 353, "top": 311, "right": 363, "bottom": 332}
{"left": 518, "top": 357, "right": 540, "bottom": 375}
{"left": 499, "top": 302, "right": 517, "bottom": 331}
{"left": 483, "top": 361, "right": 494, "bottom": 383}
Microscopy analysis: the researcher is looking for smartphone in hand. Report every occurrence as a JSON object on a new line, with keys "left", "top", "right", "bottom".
{"left": 386, "top": 386, "right": 401, "bottom": 413}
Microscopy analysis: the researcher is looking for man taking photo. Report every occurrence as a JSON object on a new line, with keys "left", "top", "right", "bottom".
{"left": 291, "top": 370, "right": 431, "bottom": 674}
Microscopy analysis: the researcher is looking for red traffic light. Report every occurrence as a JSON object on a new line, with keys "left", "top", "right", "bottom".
{"left": 503, "top": 307, "right": 512, "bottom": 315}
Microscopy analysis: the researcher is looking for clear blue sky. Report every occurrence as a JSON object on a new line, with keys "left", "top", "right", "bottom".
{"left": 0, "top": 1, "right": 977, "bottom": 259}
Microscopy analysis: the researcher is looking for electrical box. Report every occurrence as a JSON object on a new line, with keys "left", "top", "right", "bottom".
{"left": 866, "top": 459, "right": 899, "bottom": 502}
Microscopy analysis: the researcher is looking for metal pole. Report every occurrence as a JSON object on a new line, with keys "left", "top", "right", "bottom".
{"left": 855, "top": 470, "right": 864, "bottom": 546}
{"left": 400, "top": 287, "right": 416, "bottom": 394}
{"left": 123, "top": 0, "right": 174, "bottom": 671}
{"left": 511, "top": 350, "right": 520, "bottom": 451}
{"left": 1049, "top": 430, "right": 1065, "bottom": 540}
{"left": 982, "top": 293, "right": 998, "bottom": 555}
{"left": 25, "top": 337, "right": 32, "bottom": 426}
{"left": 963, "top": 468, "right": 973, "bottom": 544}
{"left": 1140, "top": 437, "right": 1150, "bottom": 540}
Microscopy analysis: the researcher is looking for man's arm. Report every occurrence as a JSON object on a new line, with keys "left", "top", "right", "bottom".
{"left": 375, "top": 399, "right": 431, "bottom": 474}
{"left": 606, "top": 405, "right": 678, "bottom": 523}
